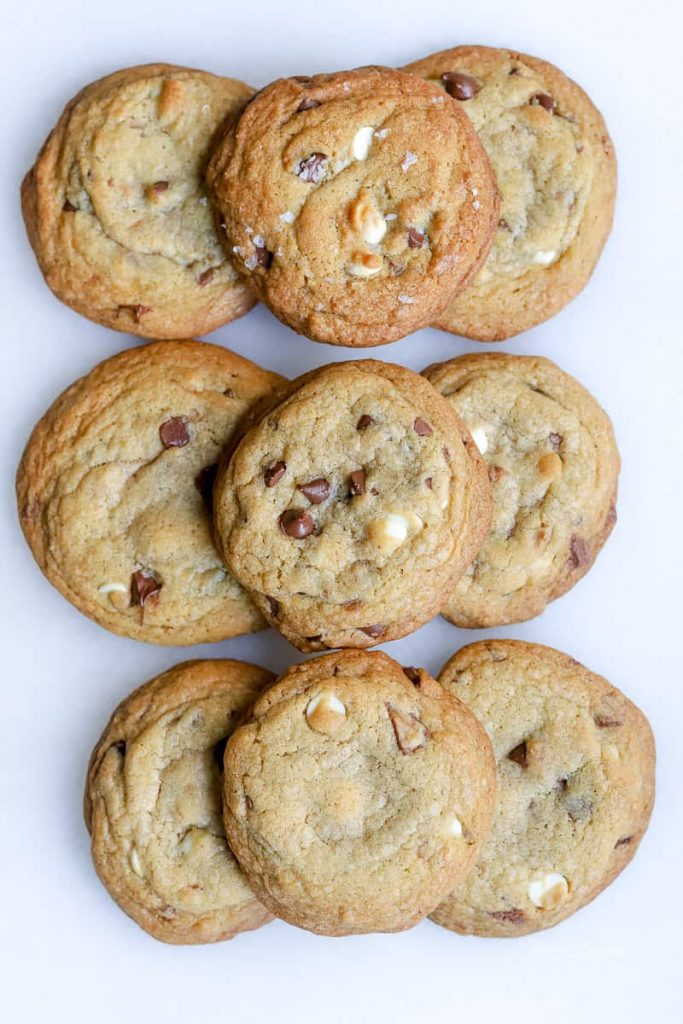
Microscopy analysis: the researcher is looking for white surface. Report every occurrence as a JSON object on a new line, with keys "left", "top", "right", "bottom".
{"left": 1, "top": 2, "right": 681, "bottom": 1020}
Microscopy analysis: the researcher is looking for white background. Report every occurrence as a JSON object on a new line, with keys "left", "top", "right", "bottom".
{"left": 2, "top": 1, "right": 681, "bottom": 1020}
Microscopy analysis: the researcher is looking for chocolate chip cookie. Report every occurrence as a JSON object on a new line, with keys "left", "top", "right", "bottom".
{"left": 222, "top": 650, "right": 496, "bottom": 935}
{"left": 206, "top": 66, "right": 498, "bottom": 346}
{"left": 432, "top": 641, "right": 655, "bottom": 937}
{"left": 17, "top": 340, "right": 284, "bottom": 644}
{"left": 85, "top": 659, "right": 275, "bottom": 943}
{"left": 405, "top": 46, "right": 616, "bottom": 340}
{"left": 22, "top": 64, "right": 256, "bottom": 339}
{"left": 423, "top": 354, "right": 619, "bottom": 627}
{"left": 213, "top": 360, "right": 492, "bottom": 651}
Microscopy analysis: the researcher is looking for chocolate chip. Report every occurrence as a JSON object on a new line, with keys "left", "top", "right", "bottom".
{"left": 407, "top": 227, "right": 424, "bottom": 249}
{"left": 198, "top": 268, "right": 215, "bottom": 287}
{"left": 213, "top": 738, "right": 227, "bottom": 771}
{"left": 425, "top": 477, "right": 433, "bottom": 489}
{"left": 568, "top": 534, "right": 590, "bottom": 568}
{"left": 159, "top": 417, "right": 189, "bottom": 449}
{"left": 549, "top": 432, "right": 563, "bottom": 448}
{"left": 130, "top": 570, "right": 161, "bottom": 608}
{"left": 388, "top": 706, "right": 430, "bottom": 754}
{"left": 615, "top": 835, "right": 633, "bottom": 847}
{"left": 594, "top": 714, "right": 623, "bottom": 729}
{"left": 264, "top": 461, "right": 286, "bottom": 487}
{"left": 297, "top": 98, "right": 320, "bottom": 112}
{"left": 298, "top": 478, "right": 330, "bottom": 504}
{"left": 507, "top": 741, "right": 528, "bottom": 768}
{"left": 487, "top": 909, "right": 525, "bottom": 924}
{"left": 255, "top": 246, "right": 273, "bottom": 269}
{"left": 348, "top": 469, "right": 366, "bottom": 496}
{"left": 360, "top": 623, "right": 386, "bottom": 638}
{"left": 413, "top": 417, "right": 432, "bottom": 437}
{"left": 296, "top": 153, "right": 327, "bottom": 183}
{"left": 152, "top": 180, "right": 169, "bottom": 193}
{"left": 194, "top": 463, "right": 218, "bottom": 509}
{"left": 403, "top": 667, "right": 421, "bottom": 686}
{"left": 63, "top": 199, "right": 77, "bottom": 212}
{"left": 117, "top": 304, "right": 151, "bottom": 323}
{"left": 356, "top": 414, "right": 374, "bottom": 431}
{"left": 441, "top": 71, "right": 481, "bottom": 100}
{"left": 279, "top": 508, "right": 315, "bottom": 538}
{"left": 530, "top": 92, "right": 556, "bottom": 113}
{"left": 265, "top": 596, "right": 279, "bottom": 617}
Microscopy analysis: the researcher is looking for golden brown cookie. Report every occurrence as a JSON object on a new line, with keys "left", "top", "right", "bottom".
{"left": 405, "top": 46, "right": 616, "bottom": 340}
{"left": 22, "top": 64, "right": 256, "bottom": 338}
{"left": 206, "top": 66, "right": 498, "bottom": 346}
{"left": 423, "top": 354, "right": 619, "bottom": 627}
{"left": 222, "top": 650, "right": 496, "bottom": 935}
{"left": 432, "top": 641, "right": 655, "bottom": 937}
{"left": 17, "top": 340, "right": 284, "bottom": 644}
{"left": 213, "top": 359, "right": 492, "bottom": 651}
{"left": 85, "top": 659, "right": 275, "bottom": 943}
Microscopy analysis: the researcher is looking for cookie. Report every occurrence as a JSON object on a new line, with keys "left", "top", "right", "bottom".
{"left": 22, "top": 64, "right": 256, "bottom": 339}
{"left": 85, "top": 659, "right": 275, "bottom": 943}
{"left": 213, "top": 359, "right": 492, "bottom": 651}
{"left": 404, "top": 46, "right": 617, "bottom": 340}
{"left": 423, "top": 353, "right": 619, "bottom": 627}
{"left": 17, "top": 339, "right": 284, "bottom": 644}
{"left": 206, "top": 66, "right": 498, "bottom": 346}
{"left": 432, "top": 641, "right": 655, "bottom": 937}
{"left": 222, "top": 650, "right": 496, "bottom": 935}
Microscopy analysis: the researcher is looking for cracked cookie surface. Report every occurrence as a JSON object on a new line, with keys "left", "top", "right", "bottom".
{"left": 206, "top": 65, "right": 498, "bottom": 346}
{"left": 222, "top": 650, "right": 496, "bottom": 935}
{"left": 405, "top": 46, "right": 616, "bottom": 340}
{"left": 22, "top": 63, "right": 256, "bottom": 338}
{"left": 213, "top": 360, "right": 492, "bottom": 651}
{"left": 85, "top": 659, "right": 274, "bottom": 943}
{"left": 17, "top": 339, "right": 284, "bottom": 644}
{"left": 432, "top": 640, "right": 655, "bottom": 937}
{"left": 423, "top": 353, "right": 619, "bottom": 627}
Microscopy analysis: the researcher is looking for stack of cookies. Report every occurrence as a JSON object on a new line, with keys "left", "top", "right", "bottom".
{"left": 16, "top": 44, "right": 655, "bottom": 946}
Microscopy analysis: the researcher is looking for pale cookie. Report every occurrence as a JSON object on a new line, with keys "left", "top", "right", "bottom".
{"left": 432, "top": 640, "right": 655, "bottom": 937}
{"left": 222, "top": 650, "right": 496, "bottom": 935}
{"left": 405, "top": 46, "right": 616, "bottom": 340}
{"left": 213, "top": 359, "right": 492, "bottom": 651}
{"left": 423, "top": 353, "right": 619, "bottom": 627}
{"left": 206, "top": 66, "right": 498, "bottom": 346}
{"left": 85, "top": 659, "right": 275, "bottom": 943}
{"left": 22, "top": 64, "right": 256, "bottom": 338}
{"left": 17, "top": 340, "right": 284, "bottom": 644}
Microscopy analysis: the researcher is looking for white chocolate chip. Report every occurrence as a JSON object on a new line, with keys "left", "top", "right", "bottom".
{"left": 348, "top": 251, "right": 383, "bottom": 278}
{"left": 470, "top": 425, "right": 489, "bottom": 454}
{"left": 348, "top": 195, "right": 386, "bottom": 244}
{"left": 306, "top": 693, "right": 347, "bottom": 734}
{"left": 449, "top": 816, "right": 463, "bottom": 837}
{"left": 279, "top": 210, "right": 295, "bottom": 223}
{"left": 401, "top": 151, "right": 418, "bottom": 171}
{"left": 528, "top": 873, "right": 569, "bottom": 909}
{"left": 130, "top": 848, "right": 143, "bottom": 877}
{"left": 533, "top": 250, "right": 557, "bottom": 265}
{"left": 98, "top": 582, "right": 127, "bottom": 594}
{"left": 367, "top": 512, "right": 422, "bottom": 552}
{"left": 352, "top": 125, "right": 374, "bottom": 160}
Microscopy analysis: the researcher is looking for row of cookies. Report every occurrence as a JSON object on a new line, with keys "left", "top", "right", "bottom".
{"left": 86, "top": 641, "right": 654, "bottom": 942}
{"left": 16, "top": 342, "right": 619, "bottom": 648}
{"left": 22, "top": 46, "right": 615, "bottom": 347}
